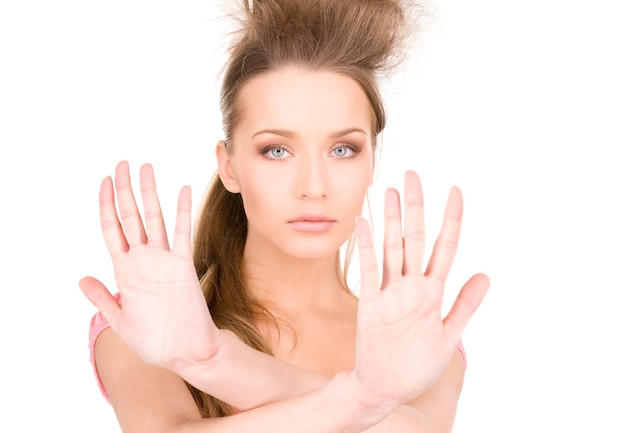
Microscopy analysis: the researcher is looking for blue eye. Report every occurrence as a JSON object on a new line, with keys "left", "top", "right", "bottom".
{"left": 331, "top": 144, "right": 358, "bottom": 158}
{"left": 263, "top": 146, "right": 291, "bottom": 159}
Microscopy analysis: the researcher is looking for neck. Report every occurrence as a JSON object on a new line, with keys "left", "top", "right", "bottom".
{"left": 243, "top": 245, "right": 352, "bottom": 315}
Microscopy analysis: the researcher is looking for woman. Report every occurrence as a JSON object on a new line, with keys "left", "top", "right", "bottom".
{"left": 80, "top": 0, "right": 489, "bottom": 431}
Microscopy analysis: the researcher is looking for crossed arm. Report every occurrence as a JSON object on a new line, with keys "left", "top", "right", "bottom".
{"left": 80, "top": 161, "right": 489, "bottom": 432}
{"left": 94, "top": 326, "right": 466, "bottom": 433}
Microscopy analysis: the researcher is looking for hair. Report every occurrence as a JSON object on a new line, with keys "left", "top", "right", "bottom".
{"left": 189, "top": 0, "right": 425, "bottom": 418}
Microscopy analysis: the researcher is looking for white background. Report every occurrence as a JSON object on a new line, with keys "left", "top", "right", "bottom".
{"left": 1, "top": 1, "right": 624, "bottom": 431}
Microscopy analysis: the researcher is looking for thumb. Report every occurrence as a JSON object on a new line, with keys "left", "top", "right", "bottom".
{"left": 79, "top": 276, "right": 121, "bottom": 328}
{"left": 443, "top": 273, "right": 490, "bottom": 337}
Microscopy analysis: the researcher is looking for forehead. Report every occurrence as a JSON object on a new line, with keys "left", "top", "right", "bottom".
{"left": 233, "top": 67, "right": 374, "bottom": 141}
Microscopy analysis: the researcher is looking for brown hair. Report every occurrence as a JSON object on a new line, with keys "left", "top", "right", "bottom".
{"left": 189, "top": 0, "right": 423, "bottom": 417}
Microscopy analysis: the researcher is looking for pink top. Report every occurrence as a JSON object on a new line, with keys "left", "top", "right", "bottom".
{"left": 88, "top": 296, "right": 467, "bottom": 404}
{"left": 89, "top": 311, "right": 112, "bottom": 403}
{"left": 88, "top": 293, "right": 121, "bottom": 404}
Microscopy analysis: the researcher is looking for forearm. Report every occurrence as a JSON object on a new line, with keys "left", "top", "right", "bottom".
{"left": 172, "top": 330, "right": 445, "bottom": 432}
{"left": 173, "top": 329, "right": 327, "bottom": 410}
{"left": 169, "top": 371, "right": 398, "bottom": 433}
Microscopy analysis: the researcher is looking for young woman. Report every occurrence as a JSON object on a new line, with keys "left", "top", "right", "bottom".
{"left": 80, "top": 1, "right": 489, "bottom": 431}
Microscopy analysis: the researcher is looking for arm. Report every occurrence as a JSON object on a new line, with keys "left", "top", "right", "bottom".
{"left": 96, "top": 327, "right": 398, "bottom": 433}
{"left": 80, "top": 161, "right": 328, "bottom": 410}
{"left": 95, "top": 327, "right": 465, "bottom": 433}
{"left": 81, "top": 163, "right": 488, "bottom": 432}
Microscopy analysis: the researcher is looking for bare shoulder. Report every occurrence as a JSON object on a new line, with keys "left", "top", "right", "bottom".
{"left": 95, "top": 328, "right": 202, "bottom": 431}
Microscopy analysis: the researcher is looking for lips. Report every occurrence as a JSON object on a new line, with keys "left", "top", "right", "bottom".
{"left": 288, "top": 214, "right": 336, "bottom": 233}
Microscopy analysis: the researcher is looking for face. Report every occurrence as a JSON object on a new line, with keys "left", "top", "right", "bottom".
{"left": 217, "top": 66, "right": 375, "bottom": 260}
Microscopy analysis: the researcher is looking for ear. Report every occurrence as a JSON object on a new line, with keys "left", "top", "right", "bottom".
{"left": 216, "top": 140, "right": 241, "bottom": 193}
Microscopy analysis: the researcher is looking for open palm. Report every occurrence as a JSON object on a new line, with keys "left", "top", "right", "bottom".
{"left": 354, "top": 171, "right": 489, "bottom": 405}
{"left": 79, "top": 161, "right": 220, "bottom": 370}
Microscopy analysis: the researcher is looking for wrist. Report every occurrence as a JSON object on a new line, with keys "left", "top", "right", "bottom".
{"left": 166, "top": 328, "right": 230, "bottom": 387}
{"left": 341, "top": 370, "right": 402, "bottom": 426}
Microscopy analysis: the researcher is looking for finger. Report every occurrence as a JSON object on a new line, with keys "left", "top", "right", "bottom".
{"left": 402, "top": 171, "right": 426, "bottom": 275}
{"left": 355, "top": 217, "right": 380, "bottom": 300}
{"left": 171, "top": 185, "right": 193, "bottom": 259}
{"left": 79, "top": 276, "right": 122, "bottom": 329}
{"left": 114, "top": 161, "right": 147, "bottom": 247}
{"left": 381, "top": 188, "right": 404, "bottom": 286}
{"left": 443, "top": 273, "right": 490, "bottom": 337}
{"left": 139, "top": 163, "right": 169, "bottom": 248}
{"left": 424, "top": 186, "right": 463, "bottom": 281}
{"left": 99, "top": 176, "right": 129, "bottom": 255}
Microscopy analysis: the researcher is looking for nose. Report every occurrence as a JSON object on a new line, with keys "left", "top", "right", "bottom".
{"left": 296, "top": 154, "right": 327, "bottom": 199}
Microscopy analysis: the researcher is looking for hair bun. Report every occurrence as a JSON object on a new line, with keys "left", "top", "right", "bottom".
{"left": 230, "top": 0, "right": 425, "bottom": 74}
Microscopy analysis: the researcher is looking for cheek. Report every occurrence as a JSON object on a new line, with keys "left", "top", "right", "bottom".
{"left": 239, "top": 180, "right": 265, "bottom": 215}
{"left": 334, "top": 169, "right": 371, "bottom": 211}
{"left": 236, "top": 167, "right": 285, "bottom": 216}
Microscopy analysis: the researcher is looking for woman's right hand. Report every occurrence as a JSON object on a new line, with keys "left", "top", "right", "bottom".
{"left": 79, "top": 161, "right": 221, "bottom": 371}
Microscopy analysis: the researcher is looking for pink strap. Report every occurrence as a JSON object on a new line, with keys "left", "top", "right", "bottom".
{"left": 457, "top": 340, "right": 467, "bottom": 368}
{"left": 88, "top": 294, "right": 120, "bottom": 404}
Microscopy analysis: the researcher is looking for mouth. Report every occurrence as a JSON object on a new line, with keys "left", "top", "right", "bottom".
{"left": 289, "top": 213, "right": 334, "bottom": 223}
{"left": 288, "top": 214, "right": 336, "bottom": 233}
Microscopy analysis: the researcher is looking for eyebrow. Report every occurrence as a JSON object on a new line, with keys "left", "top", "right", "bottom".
{"left": 251, "top": 127, "right": 369, "bottom": 140}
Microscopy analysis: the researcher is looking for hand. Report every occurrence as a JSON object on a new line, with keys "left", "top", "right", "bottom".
{"left": 352, "top": 171, "right": 489, "bottom": 407}
{"left": 79, "top": 161, "right": 221, "bottom": 371}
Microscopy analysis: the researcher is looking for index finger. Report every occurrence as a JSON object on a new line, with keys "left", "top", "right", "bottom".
{"left": 355, "top": 217, "right": 381, "bottom": 300}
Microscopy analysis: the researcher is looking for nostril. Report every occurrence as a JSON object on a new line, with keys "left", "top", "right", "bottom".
{"left": 295, "top": 158, "right": 328, "bottom": 199}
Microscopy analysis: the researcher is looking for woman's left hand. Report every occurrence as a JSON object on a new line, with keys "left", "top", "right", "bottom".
{"left": 352, "top": 170, "right": 489, "bottom": 408}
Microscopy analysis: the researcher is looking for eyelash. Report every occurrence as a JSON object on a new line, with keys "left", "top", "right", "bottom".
{"left": 330, "top": 143, "right": 360, "bottom": 158}
{"left": 261, "top": 143, "right": 361, "bottom": 160}
{"left": 261, "top": 145, "right": 292, "bottom": 160}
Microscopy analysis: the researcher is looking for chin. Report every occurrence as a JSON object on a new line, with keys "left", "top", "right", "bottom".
{"left": 281, "top": 237, "right": 346, "bottom": 261}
